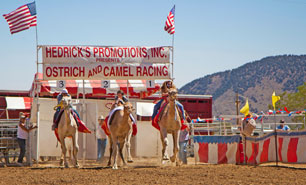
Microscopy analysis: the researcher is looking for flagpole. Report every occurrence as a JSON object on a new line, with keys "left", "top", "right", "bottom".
{"left": 274, "top": 111, "right": 278, "bottom": 166}
{"left": 171, "top": 33, "right": 174, "bottom": 81}
{"left": 34, "top": 0, "right": 40, "bottom": 165}
{"left": 272, "top": 91, "right": 279, "bottom": 167}
{"left": 171, "top": 4, "right": 175, "bottom": 81}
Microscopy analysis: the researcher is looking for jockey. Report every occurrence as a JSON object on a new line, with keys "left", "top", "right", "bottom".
{"left": 152, "top": 80, "right": 185, "bottom": 121}
{"left": 115, "top": 90, "right": 129, "bottom": 105}
{"left": 52, "top": 89, "right": 80, "bottom": 130}
{"left": 110, "top": 90, "right": 129, "bottom": 110}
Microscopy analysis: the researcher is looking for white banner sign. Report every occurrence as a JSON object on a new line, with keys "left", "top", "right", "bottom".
{"left": 43, "top": 63, "right": 170, "bottom": 80}
{"left": 42, "top": 45, "right": 171, "bottom": 64}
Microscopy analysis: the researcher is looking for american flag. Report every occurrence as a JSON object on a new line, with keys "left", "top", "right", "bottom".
{"left": 164, "top": 5, "right": 175, "bottom": 35}
{"left": 3, "top": 2, "right": 37, "bottom": 35}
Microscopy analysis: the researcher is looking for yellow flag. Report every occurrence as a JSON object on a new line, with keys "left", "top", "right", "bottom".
{"left": 240, "top": 98, "right": 249, "bottom": 116}
{"left": 272, "top": 91, "right": 280, "bottom": 110}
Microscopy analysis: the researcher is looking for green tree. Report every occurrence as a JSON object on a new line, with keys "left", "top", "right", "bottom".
{"left": 268, "top": 83, "right": 306, "bottom": 128}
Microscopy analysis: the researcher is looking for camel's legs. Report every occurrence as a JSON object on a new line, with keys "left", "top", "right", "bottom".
{"left": 65, "top": 138, "right": 72, "bottom": 163}
{"left": 126, "top": 129, "right": 133, "bottom": 163}
{"left": 111, "top": 135, "right": 118, "bottom": 169}
{"left": 118, "top": 136, "right": 127, "bottom": 166}
{"left": 170, "top": 130, "right": 179, "bottom": 165}
{"left": 107, "top": 136, "right": 113, "bottom": 167}
{"left": 60, "top": 136, "right": 68, "bottom": 168}
{"left": 160, "top": 127, "right": 169, "bottom": 160}
{"left": 72, "top": 134, "right": 79, "bottom": 168}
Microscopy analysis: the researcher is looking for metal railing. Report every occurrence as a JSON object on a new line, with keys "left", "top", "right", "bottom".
{"left": 0, "top": 119, "right": 19, "bottom": 164}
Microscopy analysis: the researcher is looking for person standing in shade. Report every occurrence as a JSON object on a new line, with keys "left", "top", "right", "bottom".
{"left": 277, "top": 119, "right": 290, "bottom": 131}
{"left": 17, "top": 112, "right": 37, "bottom": 166}
{"left": 96, "top": 115, "right": 107, "bottom": 162}
{"left": 179, "top": 127, "right": 189, "bottom": 164}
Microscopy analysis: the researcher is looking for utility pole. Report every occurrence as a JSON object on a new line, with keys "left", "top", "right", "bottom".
{"left": 235, "top": 93, "right": 240, "bottom": 125}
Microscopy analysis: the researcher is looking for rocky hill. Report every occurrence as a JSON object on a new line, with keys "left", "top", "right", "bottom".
{"left": 179, "top": 55, "right": 306, "bottom": 115}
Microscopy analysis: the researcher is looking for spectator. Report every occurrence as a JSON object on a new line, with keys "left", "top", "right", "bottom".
{"left": 179, "top": 127, "right": 189, "bottom": 164}
{"left": 17, "top": 112, "right": 37, "bottom": 166}
{"left": 96, "top": 115, "right": 107, "bottom": 162}
{"left": 277, "top": 119, "right": 290, "bottom": 131}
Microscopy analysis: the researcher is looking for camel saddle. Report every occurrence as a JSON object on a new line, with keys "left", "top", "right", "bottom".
{"left": 157, "top": 101, "right": 184, "bottom": 122}
{"left": 152, "top": 101, "right": 186, "bottom": 130}
{"left": 54, "top": 110, "right": 91, "bottom": 142}
{"left": 102, "top": 106, "right": 137, "bottom": 136}
{"left": 54, "top": 109, "right": 79, "bottom": 128}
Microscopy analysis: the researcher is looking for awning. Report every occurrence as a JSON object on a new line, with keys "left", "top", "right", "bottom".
{"left": 5, "top": 97, "right": 32, "bottom": 110}
{"left": 136, "top": 102, "right": 155, "bottom": 116}
{"left": 31, "top": 73, "right": 160, "bottom": 98}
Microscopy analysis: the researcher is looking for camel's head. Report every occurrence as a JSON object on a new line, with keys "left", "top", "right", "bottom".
{"left": 61, "top": 96, "right": 72, "bottom": 110}
{"left": 168, "top": 88, "right": 178, "bottom": 101}
{"left": 123, "top": 102, "right": 134, "bottom": 114}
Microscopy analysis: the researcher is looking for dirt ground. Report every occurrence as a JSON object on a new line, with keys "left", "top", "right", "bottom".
{"left": 1, "top": 158, "right": 306, "bottom": 185}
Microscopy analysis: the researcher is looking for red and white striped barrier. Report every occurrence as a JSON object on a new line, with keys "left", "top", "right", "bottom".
{"left": 194, "top": 135, "right": 241, "bottom": 164}
{"left": 245, "top": 131, "right": 306, "bottom": 164}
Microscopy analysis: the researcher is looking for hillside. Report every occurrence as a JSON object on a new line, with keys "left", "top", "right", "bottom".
{"left": 179, "top": 55, "right": 306, "bottom": 115}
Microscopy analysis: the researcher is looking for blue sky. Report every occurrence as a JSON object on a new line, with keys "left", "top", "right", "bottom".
{"left": 1, "top": 0, "right": 306, "bottom": 90}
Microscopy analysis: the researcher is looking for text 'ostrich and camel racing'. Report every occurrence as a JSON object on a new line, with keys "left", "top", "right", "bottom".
{"left": 42, "top": 45, "right": 171, "bottom": 80}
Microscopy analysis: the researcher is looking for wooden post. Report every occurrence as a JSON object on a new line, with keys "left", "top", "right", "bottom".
{"left": 235, "top": 93, "right": 240, "bottom": 126}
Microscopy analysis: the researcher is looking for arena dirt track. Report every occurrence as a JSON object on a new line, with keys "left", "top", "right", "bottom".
{"left": 1, "top": 160, "right": 306, "bottom": 185}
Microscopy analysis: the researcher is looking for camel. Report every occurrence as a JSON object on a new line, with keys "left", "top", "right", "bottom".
{"left": 159, "top": 88, "right": 182, "bottom": 166}
{"left": 107, "top": 102, "right": 134, "bottom": 169}
{"left": 57, "top": 96, "right": 79, "bottom": 168}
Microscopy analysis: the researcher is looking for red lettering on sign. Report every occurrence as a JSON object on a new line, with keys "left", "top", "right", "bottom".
{"left": 73, "top": 67, "right": 78, "bottom": 77}
{"left": 143, "top": 66, "right": 148, "bottom": 76}
{"left": 93, "top": 47, "right": 98, "bottom": 57}
{"left": 53, "top": 67, "right": 58, "bottom": 77}
{"left": 148, "top": 66, "right": 153, "bottom": 76}
{"left": 63, "top": 47, "right": 69, "bottom": 57}
{"left": 160, "top": 47, "right": 165, "bottom": 58}
{"left": 118, "top": 48, "right": 123, "bottom": 57}
{"left": 136, "top": 66, "right": 142, "bottom": 76}
{"left": 104, "top": 66, "right": 109, "bottom": 76}
{"left": 88, "top": 70, "right": 93, "bottom": 78}
{"left": 99, "top": 48, "right": 104, "bottom": 57}
{"left": 52, "top": 47, "right": 57, "bottom": 58}
{"left": 123, "top": 48, "right": 128, "bottom": 57}
{"left": 131, "top": 47, "right": 136, "bottom": 57}
{"left": 78, "top": 47, "right": 84, "bottom": 57}
{"left": 109, "top": 67, "right": 115, "bottom": 76}
{"left": 72, "top": 47, "right": 77, "bottom": 57}
{"left": 105, "top": 48, "right": 110, "bottom": 57}
{"left": 129, "top": 66, "right": 134, "bottom": 76}
{"left": 46, "top": 67, "right": 52, "bottom": 77}
{"left": 46, "top": 47, "right": 51, "bottom": 58}
{"left": 142, "top": 47, "right": 147, "bottom": 57}
{"left": 64, "top": 67, "right": 69, "bottom": 77}
{"left": 79, "top": 67, "right": 85, "bottom": 77}
{"left": 58, "top": 47, "right": 63, "bottom": 57}
{"left": 123, "top": 66, "right": 128, "bottom": 76}
{"left": 85, "top": 47, "right": 90, "bottom": 57}
{"left": 163, "top": 66, "right": 168, "bottom": 76}
{"left": 116, "top": 66, "right": 122, "bottom": 76}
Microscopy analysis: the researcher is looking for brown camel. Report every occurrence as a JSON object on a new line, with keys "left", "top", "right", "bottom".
{"left": 57, "top": 96, "right": 79, "bottom": 168}
{"left": 159, "top": 88, "right": 181, "bottom": 166}
{"left": 107, "top": 102, "right": 134, "bottom": 169}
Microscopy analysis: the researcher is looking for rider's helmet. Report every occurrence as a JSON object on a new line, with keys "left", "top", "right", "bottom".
{"left": 61, "top": 88, "right": 69, "bottom": 96}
